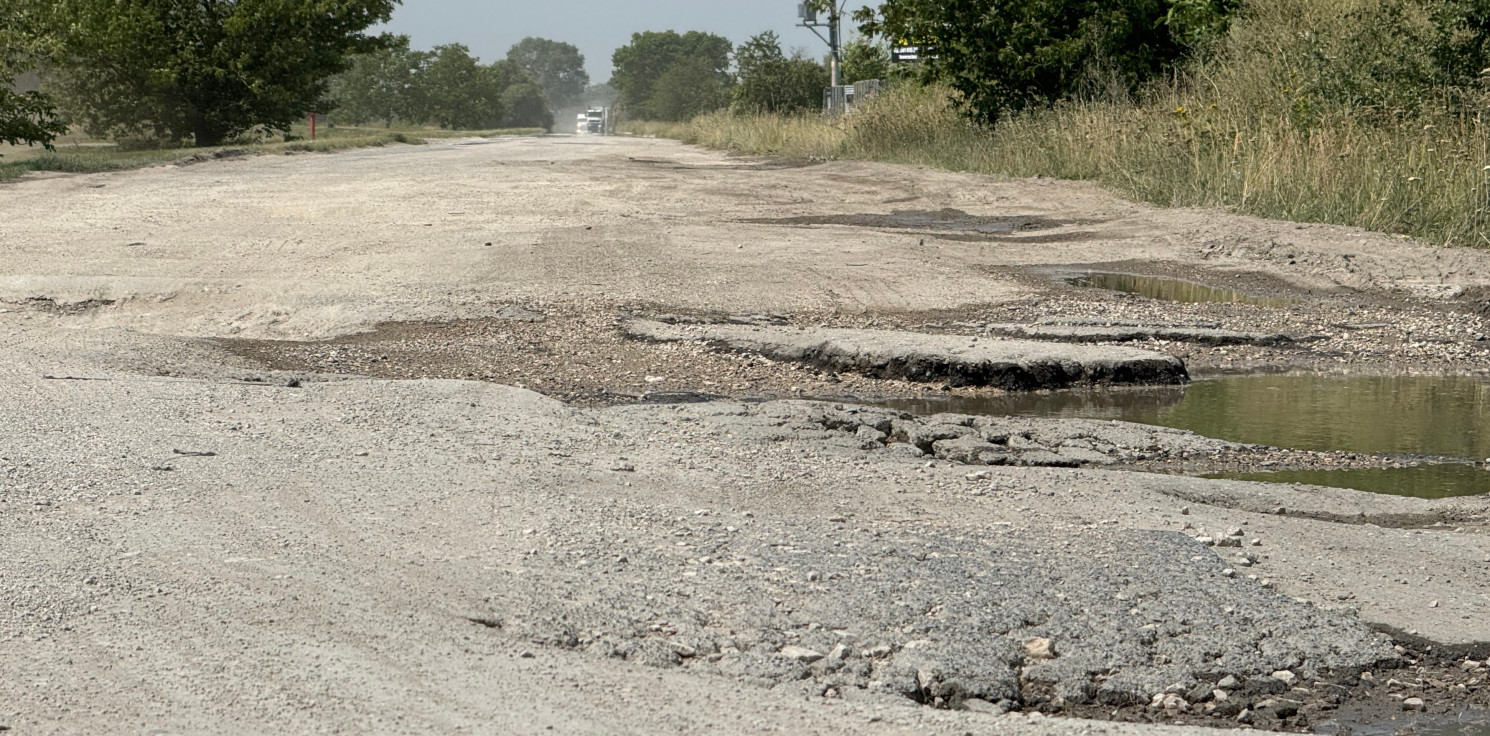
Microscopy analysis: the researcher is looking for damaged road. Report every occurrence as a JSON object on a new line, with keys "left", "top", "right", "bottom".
{"left": 2, "top": 135, "right": 1490, "bottom": 735}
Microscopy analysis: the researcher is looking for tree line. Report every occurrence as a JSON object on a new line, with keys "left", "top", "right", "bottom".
{"left": 609, "top": 29, "right": 891, "bottom": 122}
{"left": 0, "top": 0, "right": 583, "bottom": 150}
{"left": 326, "top": 38, "right": 571, "bottom": 131}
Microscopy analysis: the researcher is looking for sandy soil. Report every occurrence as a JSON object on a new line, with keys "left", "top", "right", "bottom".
{"left": 2, "top": 135, "right": 1489, "bottom": 735}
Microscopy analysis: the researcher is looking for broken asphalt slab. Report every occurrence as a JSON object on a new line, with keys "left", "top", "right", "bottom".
{"left": 984, "top": 323, "right": 1309, "bottom": 347}
{"left": 622, "top": 319, "right": 1189, "bottom": 390}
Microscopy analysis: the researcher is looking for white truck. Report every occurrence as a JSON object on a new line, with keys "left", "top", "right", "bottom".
{"left": 575, "top": 107, "right": 607, "bottom": 135}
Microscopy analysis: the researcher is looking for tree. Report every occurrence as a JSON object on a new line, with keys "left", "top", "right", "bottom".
{"left": 489, "top": 59, "right": 553, "bottom": 129}
{"left": 855, "top": 0, "right": 1227, "bottom": 124}
{"left": 648, "top": 58, "right": 732, "bottom": 121}
{"left": 610, "top": 30, "right": 732, "bottom": 120}
{"left": 422, "top": 44, "right": 502, "bottom": 130}
{"left": 43, "top": 0, "right": 398, "bottom": 146}
{"left": 329, "top": 37, "right": 431, "bottom": 127}
{"left": 0, "top": 0, "right": 66, "bottom": 152}
{"left": 506, "top": 37, "right": 588, "bottom": 112}
{"left": 0, "top": 89, "right": 66, "bottom": 152}
{"left": 841, "top": 38, "right": 891, "bottom": 83}
{"left": 734, "top": 31, "right": 786, "bottom": 80}
{"left": 732, "top": 32, "right": 829, "bottom": 115}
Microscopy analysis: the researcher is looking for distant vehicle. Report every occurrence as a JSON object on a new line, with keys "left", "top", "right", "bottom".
{"left": 583, "top": 107, "right": 607, "bottom": 135}
{"left": 575, "top": 112, "right": 589, "bottom": 134}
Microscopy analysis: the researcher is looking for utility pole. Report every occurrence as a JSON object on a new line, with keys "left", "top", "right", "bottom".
{"left": 798, "top": 2, "right": 845, "bottom": 86}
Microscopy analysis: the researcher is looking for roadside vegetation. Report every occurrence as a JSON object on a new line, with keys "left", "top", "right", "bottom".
{"left": 0, "top": 125, "right": 542, "bottom": 183}
{"left": 1, "top": 0, "right": 572, "bottom": 179}
{"left": 628, "top": 0, "right": 1490, "bottom": 248}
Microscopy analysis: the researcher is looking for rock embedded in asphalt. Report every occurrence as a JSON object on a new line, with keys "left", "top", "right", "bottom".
{"left": 622, "top": 318, "right": 1189, "bottom": 390}
{"left": 780, "top": 645, "right": 824, "bottom": 663}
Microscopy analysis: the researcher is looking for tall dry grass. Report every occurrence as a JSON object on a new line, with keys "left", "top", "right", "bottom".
{"left": 628, "top": 0, "right": 1490, "bottom": 247}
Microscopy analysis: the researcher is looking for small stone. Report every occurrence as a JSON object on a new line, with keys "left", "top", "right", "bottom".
{"left": 1217, "top": 676, "right": 1239, "bottom": 689}
{"left": 1216, "top": 537, "right": 1242, "bottom": 548}
{"left": 863, "top": 644, "right": 893, "bottom": 658}
{"left": 1195, "top": 536, "right": 1216, "bottom": 546}
{"left": 1250, "top": 538, "right": 1263, "bottom": 546}
{"left": 1236, "top": 709, "right": 1253, "bottom": 724}
{"left": 1221, "top": 568, "right": 1236, "bottom": 577}
{"left": 1213, "top": 690, "right": 1229, "bottom": 702}
{"left": 1159, "top": 694, "right": 1189, "bottom": 711}
{"left": 965, "top": 470, "right": 993, "bottom": 481}
{"left": 1272, "top": 670, "right": 1298, "bottom": 686}
{"left": 1023, "top": 637, "right": 1056, "bottom": 659}
{"left": 780, "top": 645, "right": 823, "bottom": 663}
{"left": 1429, "top": 600, "right": 1439, "bottom": 608}
{"left": 828, "top": 643, "right": 852, "bottom": 661}
{"left": 669, "top": 642, "right": 697, "bottom": 658}
{"left": 1235, "top": 557, "right": 1253, "bottom": 567}
{"left": 1403, "top": 697, "right": 1425, "bottom": 711}
{"left": 519, "top": 650, "right": 535, "bottom": 659}
{"left": 1227, "top": 527, "right": 1245, "bottom": 537}
{"left": 1180, "top": 506, "right": 1191, "bottom": 515}
{"left": 807, "top": 570, "right": 822, "bottom": 582}
{"left": 963, "top": 698, "right": 1009, "bottom": 715}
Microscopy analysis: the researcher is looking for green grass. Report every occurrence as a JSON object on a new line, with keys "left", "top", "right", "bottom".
{"left": 0, "top": 124, "right": 544, "bottom": 183}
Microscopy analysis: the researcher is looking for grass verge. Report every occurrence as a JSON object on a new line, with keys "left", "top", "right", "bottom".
{"left": 0, "top": 125, "right": 544, "bottom": 183}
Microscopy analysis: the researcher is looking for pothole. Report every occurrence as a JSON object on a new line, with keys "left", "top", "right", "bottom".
{"left": 9, "top": 296, "right": 117, "bottom": 314}
{"left": 1063, "top": 271, "right": 1301, "bottom": 307}
{"left": 740, "top": 208, "right": 1104, "bottom": 241}
{"left": 875, "top": 373, "right": 1490, "bottom": 499}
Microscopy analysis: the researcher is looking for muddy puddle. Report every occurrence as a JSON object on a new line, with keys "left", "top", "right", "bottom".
{"left": 1323, "top": 709, "right": 1490, "bottom": 736}
{"left": 1065, "top": 271, "right": 1301, "bottom": 307}
{"left": 878, "top": 374, "right": 1490, "bottom": 498}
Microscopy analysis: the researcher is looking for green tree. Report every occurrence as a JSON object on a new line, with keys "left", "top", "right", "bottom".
{"left": 506, "top": 37, "right": 589, "bottom": 111}
{"left": 732, "top": 32, "right": 829, "bottom": 114}
{"left": 734, "top": 30, "right": 786, "bottom": 79}
{"left": 422, "top": 44, "right": 502, "bottom": 129}
{"left": 41, "top": 0, "right": 398, "bottom": 146}
{"left": 1429, "top": 0, "right": 1490, "bottom": 88}
{"left": 0, "top": 0, "right": 66, "bottom": 152}
{"left": 489, "top": 59, "right": 553, "bottom": 129}
{"left": 328, "top": 37, "right": 431, "bottom": 127}
{"left": 841, "top": 38, "right": 891, "bottom": 83}
{"left": 647, "top": 58, "right": 731, "bottom": 121}
{"left": 610, "top": 30, "right": 732, "bottom": 120}
{"left": 856, "top": 0, "right": 1230, "bottom": 124}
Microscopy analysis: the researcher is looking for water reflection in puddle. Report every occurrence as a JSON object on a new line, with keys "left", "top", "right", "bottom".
{"left": 1066, "top": 271, "right": 1300, "bottom": 307}
{"left": 876, "top": 374, "right": 1490, "bottom": 498}
{"left": 1210, "top": 463, "right": 1488, "bottom": 499}
{"left": 1323, "top": 710, "right": 1490, "bottom": 736}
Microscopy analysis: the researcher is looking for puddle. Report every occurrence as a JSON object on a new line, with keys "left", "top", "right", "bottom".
{"left": 1066, "top": 271, "right": 1300, "bottom": 307}
{"left": 1211, "top": 463, "right": 1488, "bottom": 499}
{"left": 877, "top": 374, "right": 1490, "bottom": 498}
{"left": 1321, "top": 709, "right": 1490, "bottom": 736}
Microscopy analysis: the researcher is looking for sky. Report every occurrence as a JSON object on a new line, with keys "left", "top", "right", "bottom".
{"left": 380, "top": 1, "right": 852, "bottom": 84}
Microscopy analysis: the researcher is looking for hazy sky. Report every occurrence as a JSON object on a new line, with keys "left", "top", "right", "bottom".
{"left": 381, "top": 1, "right": 848, "bottom": 83}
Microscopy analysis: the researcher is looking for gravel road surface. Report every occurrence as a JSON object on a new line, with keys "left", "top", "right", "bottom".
{"left": 3, "top": 135, "right": 1489, "bottom": 735}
